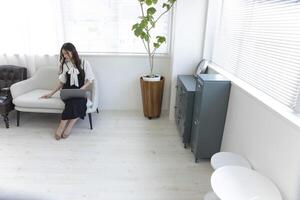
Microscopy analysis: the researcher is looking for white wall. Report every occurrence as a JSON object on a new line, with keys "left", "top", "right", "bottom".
{"left": 221, "top": 84, "right": 300, "bottom": 200}
{"left": 169, "top": 0, "right": 208, "bottom": 120}
{"left": 82, "top": 55, "right": 171, "bottom": 110}
{"left": 7, "top": 55, "right": 171, "bottom": 111}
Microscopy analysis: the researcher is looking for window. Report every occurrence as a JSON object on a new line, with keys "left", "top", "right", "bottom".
{"left": 0, "top": 0, "right": 172, "bottom": 54}
{"left": 205, "top": 0, "right": 300, "bottom": 110}
{"left": 60, "top": 0, "right": 171, "bottom": 53}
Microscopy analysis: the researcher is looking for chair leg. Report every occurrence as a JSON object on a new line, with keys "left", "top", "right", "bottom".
{"left": 96, "top": 108, "right": 99, "bottom": 114}
{"left": 17, "top": 111, "right": 20, "bottom": 126}
{"left": 2, "top": 113, "right": 9, "bottom": 128}
{"left": 88, "top": 113, "right": 93, "bottom": 130}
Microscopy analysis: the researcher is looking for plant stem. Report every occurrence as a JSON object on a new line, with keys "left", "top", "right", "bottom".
{"left": 151, "top": 54, "right": 154, "bottom": 75}
{"left": 142, "top": 40, "right": 148, "bottom": 53}
{"left": 139, "top": 1, "right": 153, "bottom": 76}
{"left": 148, "top": 3, "right": 175, "bottom": 32}
{"left": 147, "top": 41, "right": 153, "bottom": 75}
{"left": 140, "top": 2, "right": 149, "bottom": 53}
{"left": 151, "top": 48, "right": 157, "bottom": 56}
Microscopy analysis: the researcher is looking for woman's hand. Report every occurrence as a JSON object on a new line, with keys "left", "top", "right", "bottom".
{"left": 40, "top": 93, "right": 52, "bottom": 99}
{"left": 80, "top": 80, "right": 92, "bottom": 90}
{"left": 40, "top": 83, "right": 63, "bottom": 99}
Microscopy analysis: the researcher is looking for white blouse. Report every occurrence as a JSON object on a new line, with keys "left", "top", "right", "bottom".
{"left": 58, "top": 59, "right": 95, "bottom": 87}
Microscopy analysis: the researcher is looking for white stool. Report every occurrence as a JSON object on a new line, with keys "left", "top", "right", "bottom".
{"left": 204, "top": 152, "right": 252, "bottom": 200}
{"left": 203, "top": 190, "right": 220, "bottom": 200}
{"left": 211, "top": 166, "right": 282, "bottom": 200}
{"left": 211, "top": 151, "right": 251, "bottom": 170}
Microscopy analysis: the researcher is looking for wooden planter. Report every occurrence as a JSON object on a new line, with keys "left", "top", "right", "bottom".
{"left": 140, "top": 76, "right": 165, "bottom": 119}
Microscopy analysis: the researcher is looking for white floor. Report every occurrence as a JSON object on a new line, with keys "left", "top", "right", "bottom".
{"left": 0, "top": 110, "right": 213, "bottom": 200}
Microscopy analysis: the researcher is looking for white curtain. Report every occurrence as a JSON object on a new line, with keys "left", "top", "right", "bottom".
{"left": 0, "top": 54, "right": 59, "bottom": 76}
{"left": 0, "top": 0, "right": 63, "bottom": 75}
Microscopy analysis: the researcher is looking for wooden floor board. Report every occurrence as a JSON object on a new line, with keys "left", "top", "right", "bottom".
{"left": 0, "top": 111, "right": 212, "bottom": 200}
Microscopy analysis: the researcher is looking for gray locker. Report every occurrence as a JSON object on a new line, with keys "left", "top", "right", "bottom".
{"left": 175, "top": 75, "right": 196, "bottom": 148}
{"left": 191, "top": 74, "right": 231, "bottom": 161}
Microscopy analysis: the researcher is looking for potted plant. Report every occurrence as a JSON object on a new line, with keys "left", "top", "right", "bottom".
{"left": 132, "top": 0, "right": 176, "bottom": 119}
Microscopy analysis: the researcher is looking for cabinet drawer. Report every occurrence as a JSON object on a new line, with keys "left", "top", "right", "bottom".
{"left": 175, "top": 75, "right": 197, "bottom": 147}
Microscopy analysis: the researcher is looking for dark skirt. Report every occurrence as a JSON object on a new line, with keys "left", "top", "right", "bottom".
{"left": 61, "top": 98, "right": 87, "bottom": 120}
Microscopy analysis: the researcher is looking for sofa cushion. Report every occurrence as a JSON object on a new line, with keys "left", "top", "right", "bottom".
{"left": 13, "top": 89, "right": 64, "bottom": 109}
{"left": 13, "top": 89, "right": 93, "bottom": 110}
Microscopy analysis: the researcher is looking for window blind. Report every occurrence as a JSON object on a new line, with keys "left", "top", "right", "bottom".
{"left": 212, "top": 0, "right": 300, "bottom": 109}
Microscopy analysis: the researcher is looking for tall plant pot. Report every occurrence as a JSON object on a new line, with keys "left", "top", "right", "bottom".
{"left": 140, "top": 76, "right": 165, "bottom": 119}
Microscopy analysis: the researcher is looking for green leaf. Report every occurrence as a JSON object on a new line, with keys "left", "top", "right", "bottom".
{"left": 140, "top": 19, "right": 148, "bottom": 28}
{"left": 153, "top": 43, "right": 160, "bottom": 48}
{"left": 132, "top": 23, "right": 139, "bottom": 31}
{"left": 141, "top": 32, "right": 150, "bottom": 41}
{"left": 168, "top": 0, "right": 176, "bottom": 3}
{"left": 162, "top": 3, "right": 170, "bottom": 10}
{"left": 147, "top": 15, "right": 154, "bottom": 21}
{"left": 156, "top": 36, "right": 166, "bottom": 43}
{"left": 152, "top": 0, "right": 158, "bottom": 4}
{"left": 147, "top": 7, "right": 156, "bottom": 16}
{"left": 145, "top": 0, "right": 152, "bottom": 6}
{"left": 134, "top": 28, "right": 143, "bottom": 37}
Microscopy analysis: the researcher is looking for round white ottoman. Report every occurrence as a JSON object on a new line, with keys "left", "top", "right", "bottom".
{"left": 211, "top": 152, "right": 251, "bottom": 170}
{"left": 211, "top": 166, "right": 282, "bottom": 200}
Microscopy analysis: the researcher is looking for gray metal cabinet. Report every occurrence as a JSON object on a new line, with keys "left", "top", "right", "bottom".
{"left": 175, "top": 75, "right": 196, "bottom": 148}
{"left": 191, "top": 74, "right": 231, "bottom": 161}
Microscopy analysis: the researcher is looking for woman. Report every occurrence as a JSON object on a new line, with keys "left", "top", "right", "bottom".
{"left": 41, "top": 42, "right": 95, "bottom": 140}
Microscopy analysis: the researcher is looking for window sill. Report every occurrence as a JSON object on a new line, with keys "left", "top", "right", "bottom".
{"left": 208, "top": 62, "right": 300, "bottom": 131}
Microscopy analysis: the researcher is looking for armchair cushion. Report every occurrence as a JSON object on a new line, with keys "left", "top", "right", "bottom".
{"left": 14, "top": 89, "right": 64, "bottom": 109}
{"left": 13, "top": 89, "right": 93, "bottom": 110}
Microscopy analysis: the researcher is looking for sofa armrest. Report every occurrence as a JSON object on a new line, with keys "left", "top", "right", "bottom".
{"left": 10, "top": 77, "right": 39, "bottom": 99}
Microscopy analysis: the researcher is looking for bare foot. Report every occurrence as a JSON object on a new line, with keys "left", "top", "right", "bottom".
{"left": 55, "top": 133, "right": 61, "bottom": 140}
{"left": 55, "top": 126, "right": 64, "bottom": 140}
{"left": 62, "top": 127, "right": 71, "bottom": 139}
{"left": 61, "top": 118, "right": 78, "bottom": 139}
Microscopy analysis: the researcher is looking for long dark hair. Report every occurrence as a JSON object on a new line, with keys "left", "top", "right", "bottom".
{"left": 59, "top": 42, "right": 84, "bottom": 78}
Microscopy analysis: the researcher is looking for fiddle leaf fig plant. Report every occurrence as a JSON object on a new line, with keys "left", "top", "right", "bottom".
{"left": 132, "top": 0, "right": 176, "bottom": 77}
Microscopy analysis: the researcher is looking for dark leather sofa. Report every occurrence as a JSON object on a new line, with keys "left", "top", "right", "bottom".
{"left": 0, "top": 65, "right": 27, "bottom": 128}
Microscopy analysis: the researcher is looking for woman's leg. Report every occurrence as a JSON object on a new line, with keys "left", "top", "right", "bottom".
{"left": 55, "top": 120, "right": 68, "bottom": 140}
{"left": 62, "top": 118, "right": 79, "bottom": 138}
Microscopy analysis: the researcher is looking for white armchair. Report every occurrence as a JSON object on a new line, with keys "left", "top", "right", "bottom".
{"left": 10, "top": 66, "right": 99, "bottom": 129}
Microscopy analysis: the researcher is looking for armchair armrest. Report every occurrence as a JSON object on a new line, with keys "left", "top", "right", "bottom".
{"left": 10, "top": 77, "right": 39, "bottom": 99}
